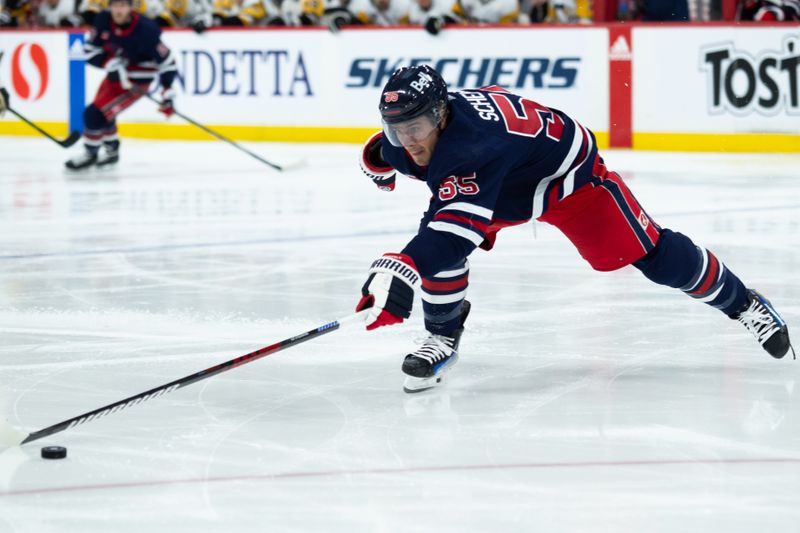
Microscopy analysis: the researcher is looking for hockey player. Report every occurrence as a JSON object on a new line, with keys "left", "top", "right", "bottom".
{"left": 453, "top": 0, "right": 517, "bottom": 23}
{"left": 0, "top": 0, "right": 31, "bottom": 26}
{"left": 211, "top": 0, "right": 266, "bottom": 25}
{"left": 36, "top": 0, "right": 82, "bottom": 27}
{"left": 738, "top": 0, "right": 799, "bottom": 20}
{"left": 407, "top": 0, "right": 459, "bottom": 35}
{"left": 79, "top": 0, "right": 165, "bottom": 26}
{"left": 66, "top": 0, "right": 177, "bottom": 171}
{"left": 156, "top": 0, "right": 213, "bottom": 32}
{"left": 357, "top": 65, "right": 795, "bottom": 393}
{"left": 346, "top": 0, "right": 410, "bottom": 24}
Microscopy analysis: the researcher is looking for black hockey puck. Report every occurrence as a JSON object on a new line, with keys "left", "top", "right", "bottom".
{"left": 41, "top": 446, "right": 67, "bottom": 460}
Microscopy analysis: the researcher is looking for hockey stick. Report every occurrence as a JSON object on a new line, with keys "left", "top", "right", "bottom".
{"left": 6, "top": 107, "right": 81, "bottom": 148}
{"left": 0, "top": 310, "right": 366, "bottom": 447}
{"left": 142, "top": 93, "right": 300, "bottom": 172}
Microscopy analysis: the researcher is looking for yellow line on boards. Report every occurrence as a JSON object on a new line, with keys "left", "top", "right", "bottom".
{"left": 634, "top": 132, "right": 800, "bottom": 153}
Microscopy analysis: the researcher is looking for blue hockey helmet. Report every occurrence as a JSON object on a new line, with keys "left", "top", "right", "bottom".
{"left": 379, "top": 65, "right": 449, "bottom": 147}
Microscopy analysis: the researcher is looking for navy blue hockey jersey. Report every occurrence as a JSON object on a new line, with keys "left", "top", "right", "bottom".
{"left": 381, "top": 86, "right": 599, "bottom": 279}
{"left": 84, "top": 11, "right": 177, "bottom": 88}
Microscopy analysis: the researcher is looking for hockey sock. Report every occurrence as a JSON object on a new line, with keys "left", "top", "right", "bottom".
{"left": 83, "top": 105, "right": 110, "bottom": 156}
{"left": 422, "top": 259, "right": 469, "bottom": 336}
{"left": 633, "top": 229, "right": 748, "bottom": 316}
{"left": 102, "top": 123, "right": 119, "bottom": 152}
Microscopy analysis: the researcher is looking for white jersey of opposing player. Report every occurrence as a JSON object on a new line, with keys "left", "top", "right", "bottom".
{"left": 37, "top": 0, "right": 80, "bottom": 26}
{"left": 163, "top": 0, "right": 212, "bottom": 25}
{"left": 407, "top": 0, "right": 455, "bottom": 23}
{"left": 348, "top": 0, "right": 410, "bottom": 24}
{"left": 212, "top": 0, "right": 266, "bottom": 24}
{"left": 455, "top": 0, "right": 517, "bottom": 22}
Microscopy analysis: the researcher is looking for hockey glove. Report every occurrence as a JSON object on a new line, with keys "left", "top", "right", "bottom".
{"left": 0, "top": 87, "right": 9, "bottom": 117}
{"left": 357, "top": 253, "right": 420, "bottom": 331}
{"left": 424, "top": 16, "right": 443, "bottom": 35}
{"left": 190, "top": 19, "right": 208, "bottom": 33}
{"left": 158, "top": 87, "right": 176, "bottom": 118}
{"left": 360, "top": 131, "right": 396, "bottom": 192}
{"left": 105, "top": 56, "right": 131, "bottom": 89}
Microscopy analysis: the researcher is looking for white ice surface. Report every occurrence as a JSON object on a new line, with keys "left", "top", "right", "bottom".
{"left": 0, "top": 138, "right": 798, "bottom": 532}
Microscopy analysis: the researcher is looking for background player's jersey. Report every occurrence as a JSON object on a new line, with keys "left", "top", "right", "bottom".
{"left": 454, "top": 0, "right": 517, "bottom": 22}
{"left": 381, "top": 86, "right": 598, "bottom": 277}
{"left": 84, "top": 11, "right": 178, "bottom": 89}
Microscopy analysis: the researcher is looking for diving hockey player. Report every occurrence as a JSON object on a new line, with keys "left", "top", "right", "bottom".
{"left": 357, "top": 65, "right": 794, "bottom": 393}
{"left": 65, "top": 0, "right": 177, "bottom": 171}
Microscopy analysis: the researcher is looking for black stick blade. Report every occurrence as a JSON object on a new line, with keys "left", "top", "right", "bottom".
{"left": 59, "top": 131, "right": 82, "bottom": 148}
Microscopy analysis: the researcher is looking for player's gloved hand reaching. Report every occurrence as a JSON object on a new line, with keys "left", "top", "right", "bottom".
{"left": 357, "top": 253, "right": 421, "bottom": 330}
{"left": 360, "top": 131, "right": 396, "bottom": 191}
{"left": 0, "top": 87, "right": 9, "bottom": 117}
{"left": 158, "top": 87, "right": 176, "bottom": 118}
{"left": 104, "top": 55, "right": 131, "bottom": 89}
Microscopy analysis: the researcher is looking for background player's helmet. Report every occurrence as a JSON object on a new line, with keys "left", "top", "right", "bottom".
{"left": 379, "top": 65, "right": 448, "bottom": 147}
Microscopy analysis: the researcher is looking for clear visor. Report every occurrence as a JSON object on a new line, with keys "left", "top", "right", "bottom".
{"left": 382, "top": 111, "right": 439, "bottom": 148}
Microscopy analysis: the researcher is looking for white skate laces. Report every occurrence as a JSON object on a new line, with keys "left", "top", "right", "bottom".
{"left": 412, "top": 334, "right": 456, "bottom": 364}
{"left": 736, "top": 293, "right": 795, "bottom": 359}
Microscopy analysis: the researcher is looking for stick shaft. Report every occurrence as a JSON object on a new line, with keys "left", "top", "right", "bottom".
{"left": 144, "top": 94, "right": 283, "bottom": 171}
{"left": 7, "top": 108, "right": 80, "bottom": 147}
{"left": 20, "top": 313, "right": 362, "bottom": 445}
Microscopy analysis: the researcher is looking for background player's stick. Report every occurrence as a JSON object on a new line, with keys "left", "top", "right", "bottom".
{"left": 0, "top": 52, "right": 81, "bottom": 148}
{"left": 0, "top": 310, "right": 367, "bottom": 447}
{"left": 142, "top": 93, "right": 301, "bottom": 172}
{"left": 5, "top": 107, "right": 81, "bottom": 148}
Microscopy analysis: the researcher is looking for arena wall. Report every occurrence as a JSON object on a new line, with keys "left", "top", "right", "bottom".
{"left": 1, "top": 24, "right": 798, "bottom": 152}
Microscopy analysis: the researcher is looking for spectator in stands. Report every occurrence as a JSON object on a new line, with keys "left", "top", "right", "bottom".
{"left": 37, "top": 0, "right": 82, "bottom": 26}
{"left": 0, "top": 0, "right": 31, "bottom": 26}
{"left": 739, "top": 0, "right": 799, "bottom": 19}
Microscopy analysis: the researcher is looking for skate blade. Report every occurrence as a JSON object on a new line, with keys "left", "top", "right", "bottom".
{"left": 402, "top": 354, "right": 458, "bottom": 394}
{"left": 403, "top": 374, "right": 445, "bottom": 394}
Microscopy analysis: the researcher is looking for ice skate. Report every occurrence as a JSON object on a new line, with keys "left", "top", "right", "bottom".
{"left": 64, "top": 150, "right": 97, "bottom": 171}
{"left": 734, "top": 289, "right": 794, "bottom": 359}
{"left": 402, "top": 301, "right": 470, "bottom": 393}
{"left": 96, "top": 147, "right": 119, "bottom": 168}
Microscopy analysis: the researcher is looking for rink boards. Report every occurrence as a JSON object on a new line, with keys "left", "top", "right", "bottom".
{"left": 0, "top": 23, "right": 798, "bottom": 151}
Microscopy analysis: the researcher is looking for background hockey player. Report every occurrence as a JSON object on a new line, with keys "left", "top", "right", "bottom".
{"left": 453, "top": 0, "right": 517, "bottom": 23}
{"left": 407, "top": 0, "right": 459, "bottom": 35}
{"left": 357, "top": 65, "right": 794, "bottom": 393}
{"left": 211, "top": 0, "right": 266, "bottom": 25}
{"left": 36, "top": 0, "right": 82, "bottom": 27}
{"left": 156, "top": 0, "right": 213, "bottom": 32}
{"left": 66, "top": 0, "right": 178, "bottom": 171}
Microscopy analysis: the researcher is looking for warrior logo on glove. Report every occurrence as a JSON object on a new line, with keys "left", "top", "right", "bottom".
{"left": 356, "top": 253, "right": 420, "bottom": 331}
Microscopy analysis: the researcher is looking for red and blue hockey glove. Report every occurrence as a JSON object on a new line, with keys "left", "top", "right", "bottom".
{"left": 356, "top": 253, "right": 420, "bottom": 331}
{"left": 359, "top": 131, "right": 396, "bottom": 192}
{"left": 158, "top": 87, "right": 176, "bottom": 118}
